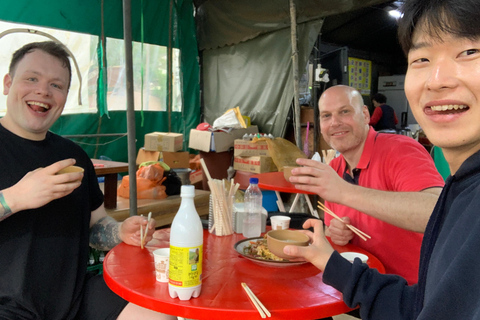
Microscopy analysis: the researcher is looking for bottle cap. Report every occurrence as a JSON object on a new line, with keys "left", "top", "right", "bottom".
{"left": 249, "top": 177, "right": 259, "bottom": 184}
{"left": 181, "top": 185, "right": 195, "bottom": 197}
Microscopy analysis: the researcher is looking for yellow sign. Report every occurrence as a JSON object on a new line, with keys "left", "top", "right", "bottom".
{"left": 348, "top": 58, "right": 372, "bottom": 95}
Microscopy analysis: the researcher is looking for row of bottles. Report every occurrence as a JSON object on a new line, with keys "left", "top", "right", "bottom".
{"left": 242, "top": 133, "right": 274, "bottom": 140}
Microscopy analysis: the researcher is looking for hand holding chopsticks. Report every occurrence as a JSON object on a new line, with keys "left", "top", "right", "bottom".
{"left": 241, "top": 282, "right": 271, "bottom": 318}
{"left": 317, "top": 201, "right": 371, "bottom": 241}
{"left": 140, "top": 212, "right": 152, "bottom": 249}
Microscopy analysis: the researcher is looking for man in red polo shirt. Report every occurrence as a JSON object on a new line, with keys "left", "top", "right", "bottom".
{"left": 290, "top": 85, "right": 444, "bottom": 285}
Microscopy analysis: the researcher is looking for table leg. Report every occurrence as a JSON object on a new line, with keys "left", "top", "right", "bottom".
{"left": 304, "top": 194, "right": 319, "bottom": 218}
{"left": 103, "top": 174, "right": 118, "bottom": 209}
{"left": 275, "top": 191, "right": 286, "bottom": 212}
{"left": 289, "top": 194, "right": 301, "bottom": 213}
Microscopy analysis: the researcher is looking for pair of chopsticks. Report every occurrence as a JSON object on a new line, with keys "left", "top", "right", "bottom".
{"left": 317, "top": 201, "right": 371, "bottom": 241}
{"left": 140, "top": 212, "right": 152, "bottom": 249}
{"left": 241, "top": 282, "right": 271, "bottom": 318}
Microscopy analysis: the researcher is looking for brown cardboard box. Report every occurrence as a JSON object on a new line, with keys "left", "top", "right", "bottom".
{"left": 188, "top": 126, "right": 258, "bottom": 152}
{"left": 233, "top": 156, "right": 277, "bottom": 173}
{"left": 189, "top": 169, "right": 203, "bottom": 185}
{"left": 144, "top": 132, "right": 183, "bottom": 152}
{"left": 136, "top": 148, "right": 160, "bottom": 165}
{"left": 233, "top": 139, "right": 270, "bottom": 157}
{"left": 162, "top": 151, "right": 190, "bottom": 169}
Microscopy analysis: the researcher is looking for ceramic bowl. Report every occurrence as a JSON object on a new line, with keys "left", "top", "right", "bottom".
{"left": 56, "top": 165, "right": 85, "bottom": 174}
{"left": 340, "top": 252, "right": 369, "bottom": 263}
{"left": 267, "top": 229, "right": 309, "bottom": 260}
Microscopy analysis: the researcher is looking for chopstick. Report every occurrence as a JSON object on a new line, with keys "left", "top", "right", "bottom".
{"left": 317, "top": 201, "right": 371, "bottom": 241}
{"left": 241, "top": 282, "right": 271, "bottom": 318}
{"left": 140, "top": 212, "right": 152, "bottom": 249}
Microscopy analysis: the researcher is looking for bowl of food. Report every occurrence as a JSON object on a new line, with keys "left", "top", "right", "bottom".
{"left": 340, "top": 252, "right": 369, "bottom": 263}
{"left": 56, "top": 165, "right": 84, "bottom": 174}
{"left": 266, "top": 229, "right": 309, "bottom": 260}
{"left": 282, "top": 166, "right": 298, "bottom": 181}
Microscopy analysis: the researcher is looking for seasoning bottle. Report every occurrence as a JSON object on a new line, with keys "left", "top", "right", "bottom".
{"left": 242, "top": 177, "right": 263, "bottom": 238}
{"left": 169, "top": 185, "right": 203, "bottom": 300}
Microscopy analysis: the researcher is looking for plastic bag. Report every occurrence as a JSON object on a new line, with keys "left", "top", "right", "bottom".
{"left": 117, "top": 163, "right": 168, "bottom": 200}
{"left": 212, "top": 106, "right": 247, "bottom": 129}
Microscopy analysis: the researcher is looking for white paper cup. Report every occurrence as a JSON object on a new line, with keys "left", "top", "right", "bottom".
{"left": 153, "top": 248, "right": 170, "bottom": 282}
{"left": 270, "top": 215, "right": 291, "bottom": 230}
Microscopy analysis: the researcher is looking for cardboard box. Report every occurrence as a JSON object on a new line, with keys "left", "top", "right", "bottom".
{"left": 136, "top": 148, "right": 160, "bottom": 165}
{"left": 234, "top": 139, "right": 270, "bottom": 157}
{"left": 162, "top": 151, "right": 190, "bottom": 169}
{"left": 188, "top": 126, "right": 258, "bottom": 153}
{"left": 233, "top": 156, "right": 277, "bottom": 173}
{"left": 144, "top": 132, "right": 183, "bottom": 152}
{"left": 189, "top": 169, "right": 203, "bottom": 184}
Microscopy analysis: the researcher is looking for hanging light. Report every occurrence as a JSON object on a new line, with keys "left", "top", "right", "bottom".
{"left": 388, "top": 9, "right": 403, "bottom": 19}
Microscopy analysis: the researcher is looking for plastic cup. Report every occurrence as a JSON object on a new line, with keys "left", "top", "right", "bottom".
{"left": 153, "top": 248, "right": 170, "bottom": 282}
{"left": 270, "top": 215, "right": 291, "bottom": 230}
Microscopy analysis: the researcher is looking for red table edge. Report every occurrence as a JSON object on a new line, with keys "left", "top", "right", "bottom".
{"left": 252, "top": 172, "right": 316, "bottom": 195}
{"left": 103, "top": 239, "right": 385, "bottom": 319}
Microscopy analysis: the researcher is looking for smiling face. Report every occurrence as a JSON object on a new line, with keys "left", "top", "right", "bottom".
{"left": 318, "top": 86, "right": 370, "bottom": 162}
{"left": 1, "top": 49, "right": 69, "bottom": 141}
{"left": 405, "top": 26, "right": 480, "bottom": 172}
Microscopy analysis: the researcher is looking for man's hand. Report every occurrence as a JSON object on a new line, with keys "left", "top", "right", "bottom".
{"left": 283, "top": 219, "right": 335, "bottom": 271}
{"left": 327, "top": 217, "right": 354, "bottom": 246}
{"left": 288, "top": 158, "right": 352, "bottom": 205}
{"left": 3, "top": 159, "right": 83, "bottom": 214}
{"left": 119, "top": 215, "right": 156, "bottom": 247}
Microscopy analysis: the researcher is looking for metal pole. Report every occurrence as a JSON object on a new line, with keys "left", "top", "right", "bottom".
{"left": 289, "top": 0, "right": 302, "bottom": 150}
{"left": 123, "top": 0, "right": 137, "bottom": 216}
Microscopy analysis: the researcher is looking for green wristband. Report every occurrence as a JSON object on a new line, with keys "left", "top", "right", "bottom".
{"left": 0, "top": 191, "right": 12, "bottom": 216}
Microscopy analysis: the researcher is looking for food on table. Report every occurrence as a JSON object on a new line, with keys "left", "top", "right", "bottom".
{"left": 243, "top": 236, "right": 286, "bottom": 261}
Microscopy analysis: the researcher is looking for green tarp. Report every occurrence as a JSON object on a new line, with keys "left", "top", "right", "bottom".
{"left": 0, "top": 0, "right": 200, "bottom": 161}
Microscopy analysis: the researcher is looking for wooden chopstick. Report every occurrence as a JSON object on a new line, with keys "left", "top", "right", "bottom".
{"left": 317, "top": 201, "right": 371, "bottom": 241}
{"left": 140, "top": 212, "right": 152, "bottom": 249}
{"left": 318, "top": 202, "right": 370, "bottom": 240}
{"left": 241, "top": 282, "right": 271, "bottom": 318}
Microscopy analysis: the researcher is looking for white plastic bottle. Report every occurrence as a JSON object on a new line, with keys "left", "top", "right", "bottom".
{"left": 169, "top": 185, "right": 203, "bottom": 300}
{"left": 242, "top": 177, "right": 263, "bottom": 238}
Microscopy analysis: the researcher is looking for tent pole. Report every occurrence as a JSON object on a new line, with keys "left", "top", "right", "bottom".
{"left": 289, "top": 0, "right": 302, "bottom": 150}
{"left": 123, "top": 0, "right": 138, "bottom": 216}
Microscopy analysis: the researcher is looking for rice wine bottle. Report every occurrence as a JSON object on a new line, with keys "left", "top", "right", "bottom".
{"left": 169, "top": 185, "right": 203, "bottom": 300}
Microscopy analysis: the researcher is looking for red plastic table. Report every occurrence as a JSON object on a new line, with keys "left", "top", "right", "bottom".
{"left": 104, "top": 229, "right": 385, "bottom": 320}
{"left": 253, "top": 172, "right": 318, "bottom": 216}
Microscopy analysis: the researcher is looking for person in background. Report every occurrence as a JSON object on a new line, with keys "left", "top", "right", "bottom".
{"left": 285, "top": 0, "right": 480, "bottom": 318}
{"left": 0, "top": 41, "right": 176, "bottom": 319}
{"left": 292, "top": 85, "right": 444, "bottom": 286}
{"left": 369, "top": 92, "right": 399, "bottom": 130}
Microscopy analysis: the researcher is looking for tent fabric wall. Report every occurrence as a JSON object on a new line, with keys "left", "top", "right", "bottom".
{"left": 0, "top": 0, "right": 175, "bottom": 48}
{"left": 195, "top": 0, "right": 389, "bottom": 51}
{"left": 202, "top": 19, "right": 323, "bottom": 138}
{"left": 0, "top": 0, "right": 200, "bottom": 161}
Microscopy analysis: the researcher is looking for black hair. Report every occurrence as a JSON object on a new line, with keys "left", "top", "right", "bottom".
{"left": 398, "top": 0, "right": 480, "bottom": 55}
{"left": 9, "top": 41, "right": 72, "bottom": 88}
{"left": 372, "top": 93, "right": 387, "bottom": 104}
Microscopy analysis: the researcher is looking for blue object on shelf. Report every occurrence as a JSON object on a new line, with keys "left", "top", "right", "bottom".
{"left": 262, "top": 190, "right": 278, "bottom": 212}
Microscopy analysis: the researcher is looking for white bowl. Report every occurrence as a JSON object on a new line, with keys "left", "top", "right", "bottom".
{"left": 340, "top": 252, "right": 368, "bottom": 263}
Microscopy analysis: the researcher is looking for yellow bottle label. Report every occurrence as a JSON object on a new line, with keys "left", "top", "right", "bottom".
{"left": 169, "top": 245, "right": 203, "bottom": 288}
